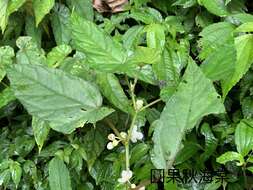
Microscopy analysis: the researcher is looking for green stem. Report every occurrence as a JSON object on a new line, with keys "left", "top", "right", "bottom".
{"left": 139, "top": 98, "right": 162, "bottom": 112}
{"left": 125, "top": 142, "right": 130, "bottom": 170}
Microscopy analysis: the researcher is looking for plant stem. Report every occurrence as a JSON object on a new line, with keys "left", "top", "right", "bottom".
{"left": 243, "top": 165, "right": 248, "bottom": 189}
{"left": 130, "top": 78, "right": 138, "bottom": 110}
{"left": 125, "top": 142, "right": 130, "bottom": 170}
{"left": 140, "top": 98, "right": 162, "bottom": 112}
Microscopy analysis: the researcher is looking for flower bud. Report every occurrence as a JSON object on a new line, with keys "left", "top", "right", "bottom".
{"left": 108, "top": 133, "right": 115, "bottom": 141}
{"left": 106, "top": 142, "right": 114, "bottom": 150}
{"left": 120, "top": 132, "right": 127, "bottom": 139}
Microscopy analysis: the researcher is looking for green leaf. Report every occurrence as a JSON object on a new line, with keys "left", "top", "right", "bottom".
{"left": 10, "top": 161, "right": 22, "bottom": 188}
{"left": 174, "top": 142, "right": 201, "bottom": 165}
{"left": 198, "top": 22, "right": 247, "bottom": 82}
{"left": 145, "top": 23, "right": 165, "bottom": 50}
{"left": 51, "top": 3, "right": 71, "bottom": 45}
{"left": 7, "top": 64, "right": 104, "bottom": 134}
{"left": 32, "top": 117, "right": 50, "bottom": 152}
{"left": 200, "top": 39, "right": 236, "bottom": 81}
{"left": 130, "top": 7, "right": 163, "bottom": 24}
{"left": 0, "top": 169, "right": 10, "bottom": 186}
{"left": 0, "top": 87, "right": 16, "bottom": 109}
{"left": 247, "top": 166, "right": 253, "bottom": 173}
{"left": 235, "top": 22, "right": 253, "bottom": 33}
{"left": 0, "top": 46, "right": 14, "bottom": 81}
{"left": 199, "top": 0, "right": 228, "bottom": 17}
{"left": 0, "top": 0, "right": 9, "bottom": 32}
{"left": 222, "top": 34, "right": 253, "bottom": 97}
{"left": 122, "top": 25, "right": 144, "bottom": 50}
{"left": 71, "top": 14, "right": 127, "bottom": 72}
{"left": 96, "top": 73, "right": 133, "bottom": 114}
{"left": 7, "top": 0, "right": 26, "bottom": 15}
{"left": 33, "top": 0, "right": 55, "bottom": 26}
{"left": 216, "top": 151, "right": 244, "bottom": 166}
{"left": 25, "top": 16, "right": 42, "bottom": 47}
{"left": 127, "top": 46, "right": 161, "bottom": 65}
{"left": 48, "top": 157, "right": 72, "bottom": 190}
{"left": 151, "top": 60, "right": 224, "bottom": 169}
{"left": 0, "top": 0, "right": 26, "bottom": 32}
{"left": 204, "top": 180, "right": 221, "bottom": 190}
{"left": 66, "top": 0, "right": 94, "bottom": 21}
{"left": 199, "top": 123, "right": 218, "bottom": 164}
{"left": 16, "top": 36, "right": 47, "bottom": 65}
{"left": 199, "top": 22, "right": 235, "bottom": 60}
{"left": 83, "top": 127, "right": 107, "bottom": 170}
{"left": 235, "top": 120, "right": 253, "bottom": 157}
{"left": 47, "top": 44, "right": 72, "bottom": 67}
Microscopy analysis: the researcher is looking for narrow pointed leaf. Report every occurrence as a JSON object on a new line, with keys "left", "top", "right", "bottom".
{"left": 32, "top": 117, "right": 50, "bottom": 152}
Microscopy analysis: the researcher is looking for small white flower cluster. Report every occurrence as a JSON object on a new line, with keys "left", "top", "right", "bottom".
{"left": 118, "top": 169, "right": 145, "bottom": 190}
{"left": 130, "top": 125, "right": 143, "bottom": 143}
{"left": 106, "top": 132, "right": 127, "bottom": 150}
{"left": 106, "top": 125, "right": 144, "bottom": 150}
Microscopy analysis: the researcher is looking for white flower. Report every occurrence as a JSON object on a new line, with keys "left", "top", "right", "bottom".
{"left": 118, "top": 170, "right": 133, "bottom": 183}
{"left": 136, "top": 99, "right": 144, "bottom": 110}
{"left": 106, "top": 142, "right": 114, "bottom": 150}
{"left": 139, "top": 186, "right": 145, "bottom": 190}
{"left": 130, "top": 125, "right": 143, "bottom": 143}
{"left": 120, "top": 132, "right": 127, "bottom": 139}
{"left": 108, "top": 133, "right": 115, "bottom": 141}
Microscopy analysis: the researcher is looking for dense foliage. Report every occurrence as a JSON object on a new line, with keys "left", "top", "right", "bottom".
{"left": 1, "top": 0, "right": 253, "bottom": 189}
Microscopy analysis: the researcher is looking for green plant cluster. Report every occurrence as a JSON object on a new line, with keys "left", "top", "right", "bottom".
{"left": 1, "top": 0, "right": 253, "bottom": 189}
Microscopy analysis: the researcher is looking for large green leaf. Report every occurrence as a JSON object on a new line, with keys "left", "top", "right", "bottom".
{"left": 48, "top": 157, "right": 72, "bottom": 190}
{"left": 151, "top": 61, "right": 224, "bottom": 169}
{"left": 222, "top": 34, "right": 253, "bottom": 97}
{"left": 235, "top": 120, "right": 253, "bottom": 157}
{"left": 0, "top": 46, "right": 14, "bottom": 81}
{"left": 71, "top": 14, "right": 127, "bottom": 72}
{"left": 33, "top": 0, "right": 55, "bottom": 26}
{"left": 7, "top": 64, "right": 111, "bottom": 134}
